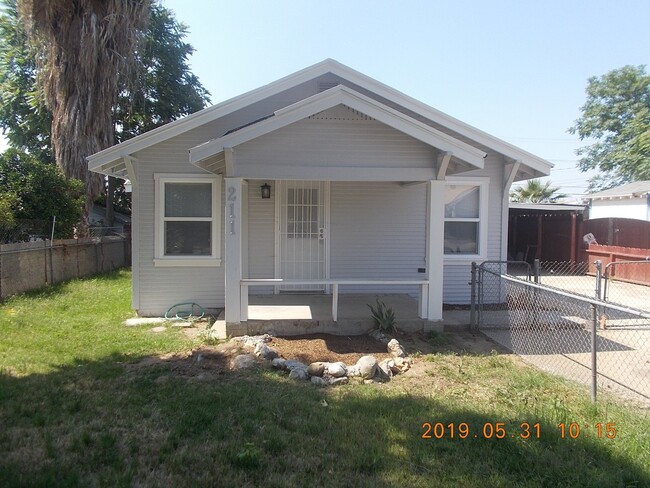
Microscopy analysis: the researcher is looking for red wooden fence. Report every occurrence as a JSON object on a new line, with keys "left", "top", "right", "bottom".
{"left": 585, "top": 244, "right": 650, "bottom": 284}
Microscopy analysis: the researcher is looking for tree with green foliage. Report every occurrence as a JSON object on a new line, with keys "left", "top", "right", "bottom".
{"left": 510, "top": 179, "right": 567, "bottom": 203}
{"left": 569, "top": 65, "right": 650, "bottom": 190}
{"left": 115, "top": 3, "right": 210, "bottom": 142}
{"left": 0, "top": 0, "right": 210, "bottom": 227}
{"left": 18, "top": 0, "right": 150, "bottom": 224}
{"left": 0, "top": 148, "right": 84, "bottom": 238}
{"left": 0, "top": 0, "right": 51, "bottom": 163}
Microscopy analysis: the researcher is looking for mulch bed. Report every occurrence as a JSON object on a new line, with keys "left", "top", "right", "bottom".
{"left": 268, "top": 334, "right": 393, "bottom": 365}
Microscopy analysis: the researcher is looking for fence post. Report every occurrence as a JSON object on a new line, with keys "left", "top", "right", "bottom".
{"left": 470, "top": 262, "right": 477, "bottom": 329}
{"left": 533, "top": 259, "right": 540, "bottom": 284}
{"left": 594, "top": 260, "right": 603, "bottom": 300}
{"left": 43, "top": 239, "right": 48, "bottom": 286}
{"left": 590, "top": 303, "right": 598, "bottom": 403}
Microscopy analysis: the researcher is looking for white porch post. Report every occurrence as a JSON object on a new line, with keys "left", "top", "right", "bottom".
{"left": 426, "top": 180, "right": 445, "bottom": 320}
{"left": 225, "top": 177, "right": 243, "bottom": 324}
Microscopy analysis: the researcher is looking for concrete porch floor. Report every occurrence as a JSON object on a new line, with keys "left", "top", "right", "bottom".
{"left": 220, "top": 294, "right": 470, "bottom": 337}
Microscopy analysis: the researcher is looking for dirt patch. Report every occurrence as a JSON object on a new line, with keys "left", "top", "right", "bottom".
{"left": 126, "top": 344, "right": 242, "bottom": 380}
{"left": 125, "top": 330, "right": 509, "bottom": 381}
{"left": 268, "top": 334, "right": 393, "bottom": 365}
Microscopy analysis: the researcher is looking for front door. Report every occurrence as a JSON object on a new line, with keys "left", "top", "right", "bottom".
{"left": 277, "top": 181, "right": 328, "bottom": 292}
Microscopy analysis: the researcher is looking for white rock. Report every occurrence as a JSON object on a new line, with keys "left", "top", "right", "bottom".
{"left": 327, "top": 362, "right": 347, "bottom": 378}
{"left": 271, "top": 357, "right": 287, "bottom": 369}
{"left": 288, "top": 367, "right": 309, "bottom": 381}
{"left": 232, "top": 354, "right": 257, "bottom": 370}
{"left": 346, "top": 365, "right": 362, "bottom": 377}
{"left": 311, "top": 376, "right": 327, "bottom": 386}
{"left": 394, "top": 356, "right": 411, "bottom": 372}
{"left": 285, "top": 360, "right": 307, "bottom": 371}
{"left": 307, "top": 362, "right": 326, "bottom": 377}
{"left": 378, "top": 359, "right": 395, "bottom": 378}
{"left": 254, "top": 342, "right": 279, "bottom": 360}
{"left": 356, "top": 355, "right": 378, "bottom": 379}
{"left": 387, "top": 339, "right": 406, "bottom": 358}
{"left": 151, "top": 326, "right": 166, "bottom": 333}
{"left": 328, "top": 376, "right": 349, "bottom": 386}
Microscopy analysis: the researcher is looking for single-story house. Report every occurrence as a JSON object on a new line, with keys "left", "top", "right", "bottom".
{"left": 88, "top": 59, "right": 552, "bottom": 332}
{"left": 586, "top": 181, "right": 650, "bottom": 222}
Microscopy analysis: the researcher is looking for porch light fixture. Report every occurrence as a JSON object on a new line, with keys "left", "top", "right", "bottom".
{"left": 261, "top": 183, "right": 271, "bottom": 199}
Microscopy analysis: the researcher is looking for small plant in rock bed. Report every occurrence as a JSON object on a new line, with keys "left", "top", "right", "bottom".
{"left": 368, "top": 297, "right": 397, "bottom": 334}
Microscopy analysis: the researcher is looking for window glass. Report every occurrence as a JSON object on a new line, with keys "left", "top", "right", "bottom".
{"left": 165, "top": 183, "right": 211, "bottom": 217}
{"left": 444, "top": 222, "right": 478, "bottom": 255}
{"left": 165, "top": 221, "right": 211, "bottom": 256}
{"left": 444, "top": 185, "right": 479, "bottom": 218}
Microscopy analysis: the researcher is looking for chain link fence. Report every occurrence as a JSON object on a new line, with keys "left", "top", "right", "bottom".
{"left": 0, "top": 219, "right": 56, "bottom": 244}
{"left": 472, "top": 261, "right": 650, "bottom": 406}
{"left": 602, "top": 260, "right": 650, "bottom": 312}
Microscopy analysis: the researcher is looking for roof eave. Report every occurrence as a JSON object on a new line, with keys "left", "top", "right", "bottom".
{"left": 89, "top": 58, "right": 554, "bottom": 177}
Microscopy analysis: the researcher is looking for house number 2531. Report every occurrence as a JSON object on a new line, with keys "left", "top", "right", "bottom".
{"left": 227, "top": 186, "right": 236, "bottom": 235}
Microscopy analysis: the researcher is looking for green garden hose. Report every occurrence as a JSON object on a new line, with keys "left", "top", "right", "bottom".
{"left": 164, "top": 302, "right": 206, "bottom": 322}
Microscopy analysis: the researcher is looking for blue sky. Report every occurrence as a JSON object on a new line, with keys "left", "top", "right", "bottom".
{"left": 3, "top": 1, "right": 648, "bottom": 200}
{"left": 159, "top": 0, "right": 649, "bottom": 200}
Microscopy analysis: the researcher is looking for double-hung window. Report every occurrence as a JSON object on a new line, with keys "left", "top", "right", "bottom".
{"left": 444, "top": 179, "right": 488, "bottom": 260}
{"left": 154, "top": 174, "right": 222, "bottom": 267}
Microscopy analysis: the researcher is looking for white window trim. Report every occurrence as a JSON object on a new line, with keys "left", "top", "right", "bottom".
{"left": 154, "top": 173, "right": 222, "bottom": 267}
{"left": 443, "top": 177, "right": 489, "bottom": 263}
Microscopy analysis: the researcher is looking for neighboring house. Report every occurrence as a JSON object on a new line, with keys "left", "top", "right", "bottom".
{"left": 586, "top": 181, "right": 650, "bottom": 221}
{"left": 89, "top": 204, "right": 132, "bottom": 235}
{"left": 87, "top": 59, "right": 552, "bottom": 329}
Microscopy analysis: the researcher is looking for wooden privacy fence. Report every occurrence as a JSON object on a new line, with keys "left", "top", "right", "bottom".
{"left": 0, "top": 236, "right": 130, "bottom": 299}
{"left": 586, "top": 244, "right": 650, "bottom": 285}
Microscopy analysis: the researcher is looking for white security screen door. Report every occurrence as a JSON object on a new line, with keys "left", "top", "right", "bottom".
{"left": 278, "top": 181, "right": 328, "bottom": 291}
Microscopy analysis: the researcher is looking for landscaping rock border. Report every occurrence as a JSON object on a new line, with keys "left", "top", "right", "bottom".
{"left": 229, "top": 333, "right": 412, "bottom": 386}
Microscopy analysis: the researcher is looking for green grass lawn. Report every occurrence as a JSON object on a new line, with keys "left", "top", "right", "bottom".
{"left": 1, "top": 269, "right": 649, "bottom": 487}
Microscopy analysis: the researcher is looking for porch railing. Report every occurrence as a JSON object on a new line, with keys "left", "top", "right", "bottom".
{"left": 240, "top": 279, "right": 430, "bottom": 322}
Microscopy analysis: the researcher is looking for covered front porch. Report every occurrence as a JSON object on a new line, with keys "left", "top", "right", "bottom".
{"left": 187, "top": 85, "right": 491, "bottom": 333}
{"left": 220, "top": 292, "right": 466, "bottom": 337}
{"left": 223, "top": 177, "right": 448, "bottom": 331}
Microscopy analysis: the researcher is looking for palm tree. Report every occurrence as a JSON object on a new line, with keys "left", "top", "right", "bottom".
{"left": 18, "top": 0, "right": 150, "bottom": 229}
{"left": 510, "top": 179, "right": 568, "bottom": 203}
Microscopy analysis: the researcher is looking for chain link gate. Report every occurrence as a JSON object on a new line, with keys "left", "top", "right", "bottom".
{"left": 471, "top": 260, "right": 650, "bottom": 406}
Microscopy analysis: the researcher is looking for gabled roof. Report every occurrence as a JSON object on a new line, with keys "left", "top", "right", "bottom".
{"left": 586, "top": 181, "right": 650, "bottom": 200}
{"left": 88, "top": 59, "right": 553, "bottom": 178}
{"left": 189, "top": 85, "right": 486, "bottom": 170}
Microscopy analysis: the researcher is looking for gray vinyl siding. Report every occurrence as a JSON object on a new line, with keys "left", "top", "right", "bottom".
{"left": 442, "top": 154, "right": 505, "bottom": 304}
{"left": 235, "top": 107, "right": 436, "bottom": 172}
{"left": 134, "top": 128, "right": 226, "bottom": 316}
{"left": 330, "top": 181, "right": 427, "bottom": 295}
{"left": 247, "top": 179, "right": 276, "bottom": 294}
